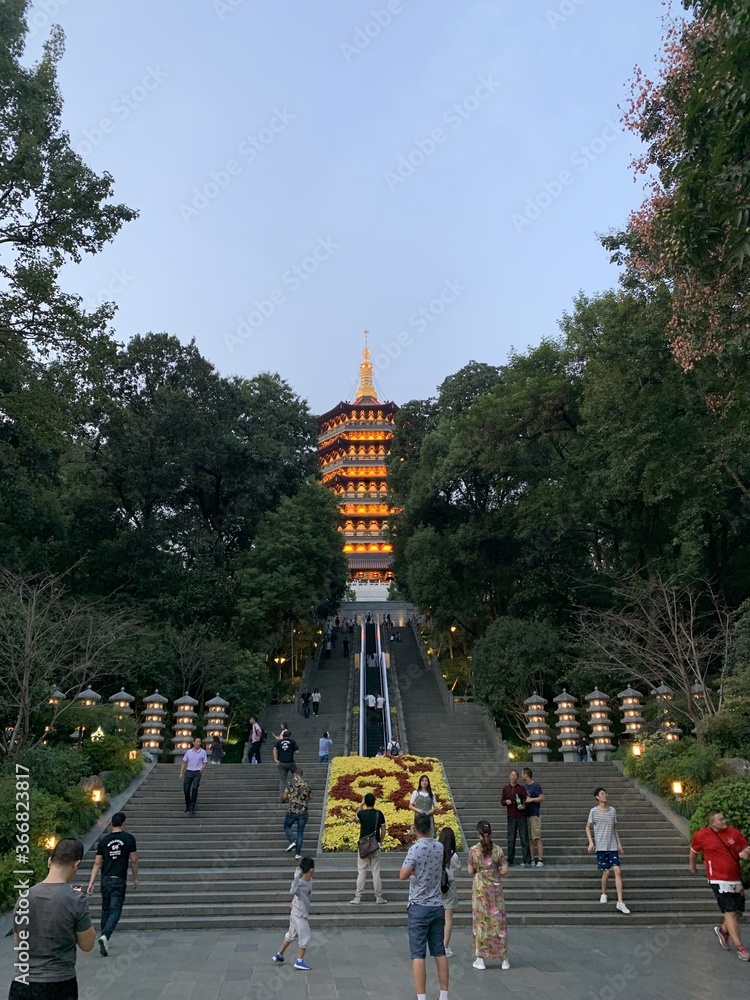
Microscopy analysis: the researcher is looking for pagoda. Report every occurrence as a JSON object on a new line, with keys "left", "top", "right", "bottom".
{"left": 317, "top": 334, "right": 399, "bottom": 600}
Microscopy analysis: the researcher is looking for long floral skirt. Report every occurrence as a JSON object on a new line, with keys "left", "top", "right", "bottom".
{"left": 472, "top": 874, "right": 507, "bottom": 960}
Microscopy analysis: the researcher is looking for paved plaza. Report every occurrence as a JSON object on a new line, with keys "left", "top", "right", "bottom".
{"left": 1, "top": 923, "right": 747, "bottom": 1000}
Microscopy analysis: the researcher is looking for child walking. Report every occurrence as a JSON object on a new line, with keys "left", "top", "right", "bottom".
{"left": 272, "top": 857, "right": 315, "bottom": 970}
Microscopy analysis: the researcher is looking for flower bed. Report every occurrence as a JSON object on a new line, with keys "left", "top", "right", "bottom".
{"left": 322, "top": 754, "right": 462, "bottom": 852}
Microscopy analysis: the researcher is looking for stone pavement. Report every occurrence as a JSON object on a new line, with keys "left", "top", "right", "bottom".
{"left": 2, "top": 924, "right": 748, "bottom": 1000}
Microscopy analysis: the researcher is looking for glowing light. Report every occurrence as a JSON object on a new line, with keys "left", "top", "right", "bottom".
{"left": 632, "top": 745, "right": 642, "bottom": 757}
{"left": 671, "top": 780, "right": 683, "bottom": 796}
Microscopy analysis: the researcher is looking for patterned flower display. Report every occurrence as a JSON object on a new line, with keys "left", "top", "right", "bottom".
{"left": 322, "top": 754, "right": 463, "bottom": 852}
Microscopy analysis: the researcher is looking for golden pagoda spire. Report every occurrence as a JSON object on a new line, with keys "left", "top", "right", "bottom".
{"left": 355, "top": 329, "right": 378, "bottom": 403}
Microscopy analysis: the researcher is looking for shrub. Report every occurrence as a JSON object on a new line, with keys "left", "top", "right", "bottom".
{"left": 0, "top": 775, "right": 65, "bottom": 856}
{"left": 103, "top": 768, "right": 138, "bottom": 796}
{"left": 14, "top": 745, "right": 91, "bottom": 796}
{"left": 696, "top": 702, "right": 750, "bottom": 759}
{"left": 689, "top": 776, "right": 750, "bottom": 883}
{"left": 624, "top": 736, "right": 721, "bottom": 803}
{"left": 689, "top": 776, "right": 750, "bottom": 837}
{"left": 0, "top": 846, "right": 47, "bottom": 914}
{"left": 82, "top": 734, "right": 131, "bottom": 774}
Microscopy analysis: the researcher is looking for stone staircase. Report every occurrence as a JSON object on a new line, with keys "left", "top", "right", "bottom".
{"left": 80, "top": 613, "right": 716, "bottom": 929}
{"left": 389, "top": 625, "right": 716, "bottom": 926}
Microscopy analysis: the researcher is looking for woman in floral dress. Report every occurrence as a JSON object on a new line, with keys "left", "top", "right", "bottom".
{"left": 467, "top": 819, "right": 510, "bottom": 970}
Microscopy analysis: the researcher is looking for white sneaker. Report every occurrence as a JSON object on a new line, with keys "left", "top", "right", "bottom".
{"left": 472, "top": 958, "right": 486, "bottom": 970}
{"left": 536, "top": 861, "right": 544, "bottom": 867}
{"left": 285, "top": 843, "right": 296, "bottom": 852}
{"left": 616, "top": 901, "right": 631, "bottom": 914}
{"left": 599, "top": 893, "right": 608, "bottom": 904}
{"left": 444, "top": 947, "right": 453, "bottom": 957}
{"left": 502, "top": 959, "right": 510, "bottom": 970}
{"left": 98, "top": 935, "right": 109, "bottom": 956}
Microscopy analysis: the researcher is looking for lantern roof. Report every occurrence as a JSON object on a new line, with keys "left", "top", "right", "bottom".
{"left": 77, "top": 688, "right": 101, "bottom": 701}
{"left": 206, "top": 693, "right": 229, "bottom": 707}
{"left": 585, "top": 688, "right": 609, "bottom": 702}
{"left": 617, "top": 686, "right": 643, "bottom": 699}
{"left": 174, "top": 692, "right": 199, "bottom": 707}
{"left": 523, "top": 692, "right": 548, "bottom": 706}
{"left": 144, "top": 690, "right": 169, "bottom": 704}
{"left": 553, "top": 690, "right": 577, "bottom": 704}
{"left": 109, "top": 688, "right": 134, "bottom": 703}
{"left": 50, "top": 689, "right": 66, "bottom": 701}
{"left": 652, "top": 683, "right": 674, "bottom": 696}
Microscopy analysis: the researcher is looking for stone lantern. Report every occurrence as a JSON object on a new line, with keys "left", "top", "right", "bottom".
{"left": 524, "top": 692, "right": 551, "bottom": 762}
{"left": 76, "top": 687, "right": 102, "bottom": 708}
{"left": 48, "top": 689, "right": 66, "bottom": 707}
{"left": 205, "top": 693, "right": 229, "bottom": 742}
{"left": 140, "top": 690, "right": 168, "bottom": 756}
{"left": 652, "top": 682, "right": 682, "bottom": 742}
{"left": 585, "top": 688, "right": 615, "bottom": 760}
{"left": 109, "top": 688, "right": 134, "bottom": 735}
{"left": 617, "top": 686, "right": 645, "bottom": 738}
{"left": 171, "top": 693, "right": 199, "bottom": 757}
{"left": 554, "top": 690, "right": 582, "bottom": 762}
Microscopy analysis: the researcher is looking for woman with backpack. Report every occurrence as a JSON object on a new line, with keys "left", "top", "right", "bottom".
{"left": 438, "top": 826, "right": 462, "bottom": 957}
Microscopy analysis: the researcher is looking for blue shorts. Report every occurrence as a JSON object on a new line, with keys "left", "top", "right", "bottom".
{"left": 596, "top": 850, "right": 621, "bottom": 871}
{"left": 407, "top": 903, "right": 446, "bottom": 959}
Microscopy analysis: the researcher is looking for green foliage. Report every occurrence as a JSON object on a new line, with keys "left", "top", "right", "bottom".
{"left": 0, "top": 775, "right": 62, "bottom": 856}
{"left": 14, "top": 745, "right": 90, "bottom": 796}
{"left": 102, "top": 766, "right": 141, "bottom": 797}
{"left": 0, "top": 845, "right": 47, "bottom": 914}
{"left": 624, "top": 736, "right": 722, "bottom": 804}
{"left": 81, "top": 734, "right": 131, "bottom": 775}
{"left": 471, "top": 617, "right": 562, "bottom": 738}
{"left": 689, "top": 776, "right": 750, "bottom": 836}
{"left": 697, "top": 701, "right": 750, "bottom": 759}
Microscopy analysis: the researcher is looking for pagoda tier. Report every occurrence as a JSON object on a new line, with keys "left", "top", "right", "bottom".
{"left": 317, "top": 334, "right": 400, "bottom": 595}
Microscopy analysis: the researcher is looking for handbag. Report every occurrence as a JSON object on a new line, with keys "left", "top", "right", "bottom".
{"left": 358, "top": 832, "right": 380, "bottom": 859}
{"left": 710, "top": 829, "right": 750, "bottom": 890}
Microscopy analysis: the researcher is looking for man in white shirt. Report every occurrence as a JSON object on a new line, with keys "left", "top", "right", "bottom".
{"left": 376, "top": 694, "right": 386, "bottom": 711}
{"left": 365, "top": 693, "right": 376, "bottom": 712}
{"left": 179, "top": 737, "right": 207, "bottom": 815}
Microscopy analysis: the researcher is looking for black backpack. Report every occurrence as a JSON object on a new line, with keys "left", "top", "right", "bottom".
{"left": 261, "top": 728, "right": 268, "bottom": 743}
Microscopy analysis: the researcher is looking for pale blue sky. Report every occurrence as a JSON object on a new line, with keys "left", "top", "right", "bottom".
{"left": 30, "top": 0, "right": 664, "bottom": 412}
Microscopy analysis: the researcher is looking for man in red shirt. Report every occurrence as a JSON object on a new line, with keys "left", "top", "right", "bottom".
{"left": 690, "top": 810, "right": 750, "bottom": 962}
{"left": 501, "top": 769, "right": 531, "bottom": 866}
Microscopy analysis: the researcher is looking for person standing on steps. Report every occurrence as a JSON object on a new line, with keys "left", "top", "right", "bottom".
{"left": 410, "top": 775, "right": 438, "bottom": 839}
{"left": 501, "top": 770, "right": 531, "bottom": 866}
{"left": 521, "top": 767, "right": 545, "bottom": 867}
{"left": 179, "top": 736, "right": 207, "bottom": 815}
{"left": 86, "top": 812, "right": 138, "bottom": 956}
{"left": 11, "top": 838, "right": 95, "bottom": 1000}
{"left": 274, "top": 730, "right": 299, "bottom": 802}
{"left": 399, "top": 812, "right": 450, "bottom": 1000}
{"left": 318, "top": 731, "right": 333, "bottom": 763}
{"left": 248, "top": 716, "right": 263, "bottom": 764}
{"left": 208, "top": 735, "right": 224, "bottom": 765}
{"left": 468, "top": 819, "right": 510, "bottom": 971}
{"left": 272, "top": 857, "right": 315, "bottom": 970}
{"left": 586, "top": 787, "right": 630, "bottom": 914}
{"left": 283, "top": 769, "right": 312, "bottom": 859}
{"left": 689, "top": 810, "right": 750, "bottom": 961}
{"left": 311, "top": 688, "right": 321, "bottom": 716}
{"left": 272, "top": 721, "right": 289, "bottom": 742}
{"left": 438, "top": 827, "right": 461, "bottom": 957}
{"left": 343, "top": 636, "right": 350, "bottom": 657}
{"left": 349, "top": 792, "right": 388, "bottom": 905}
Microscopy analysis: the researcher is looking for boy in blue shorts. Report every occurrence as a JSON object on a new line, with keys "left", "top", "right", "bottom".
{"left": 586, "top": 787, "right": 630, "bottom": 914}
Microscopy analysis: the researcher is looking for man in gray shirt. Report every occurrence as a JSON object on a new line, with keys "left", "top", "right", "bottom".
{"left": 11, "top": 838, "right": 96, "bottom": 1000}
{"left": 399, "top": 813, "right": 450, "bottom": 1000}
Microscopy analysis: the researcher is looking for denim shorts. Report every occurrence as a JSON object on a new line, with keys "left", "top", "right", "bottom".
{"left": 407, "top": 903, "right": 445, "bottom": 959}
